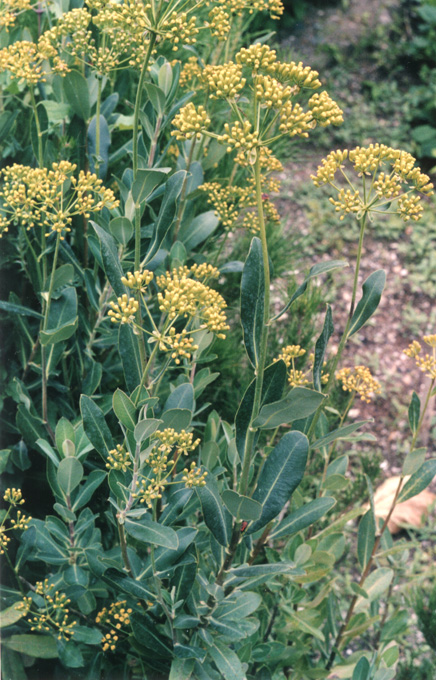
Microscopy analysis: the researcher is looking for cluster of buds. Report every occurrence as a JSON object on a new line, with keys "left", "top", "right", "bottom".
{"left": 404, "top": 335, "right": 436, "bottom": 380}
{"left": 203, "top": 62, "right": 246, "bottom": 99}
{"left": 171, "top": 104, "right": 211, "bottom": 141}
{"left": 336, "top": 365, "right": 381, "bottom": 404}
{"left": 274, "top": 346, "right": 328, "bottom": 388}
{"left": 311, "top": 145, "right": 433, "bottom": 222}
{"left": 96, "top": 601, "right": 132, "bottom": 653}
{"left": 134, "top": 477, "right": 167, "bottom": 508}
{"left": 106, "top": 445, "right": 132, "bottom": 472}
{"left": 121, "top": 270, "right": 154, "bottom": 294}
{"left": 0, "top": 40, "right": 46, "bottom": 84}
{"left": 152, "top": 327, "right": 199, "bottom": 364}
{"left": 108, "top": 295, "right": 139, "bottom": 325}
{"left": 182, "top": 461, "right": 208, "bottom": 488}
{"left": 0, "top": 0, "right": 35, "bottom": 30}
{"left": 22, "top": 581, "right": 77, "bottom": 640}
{"left": 0, "top": 489, "right": 31, "bottom": 554}
{"left": 153, "top": 428, "right": 201, "bottom": 458}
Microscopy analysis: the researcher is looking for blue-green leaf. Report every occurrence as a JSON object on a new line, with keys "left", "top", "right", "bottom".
{"left": 221, "top": 490, "right": 262, "bottom": 521}
{"left": 144, "top": 170, "right": 186, "bottom": 265}
{"left": 408, "top": 391, "right": 420, "bottom": 435}
{"left": 313, "top": 304, "right": 333, "bottom": 391}
{"left": 352, "top": 656, "right": 370, "bottom": 680}
{"left": 88, "top": 114, "right": 110, "bottom": 178}
{"left": 179, "top": 210, "right": 220, "bottom": 250}
{"left": 109, "top": 217, "right": 133, "bottom": 246}
{"left": 4, "top": 635, "right": 58, "bottom": 659}
{"left": 40, "top": 287, "right": 78, "bottom": 345}
{"left": 196, "top": 475, "right": 232, "bottom": 547}
{"left": 207, "top": 639, "right": 245, "bottom": 680}
{"left": 270, "top": 497, "right": 336, "bottom": 540}
{"left": 357, "top": 509, "right": 376, "bottom": 570}
{"left": 57, "top": 457, "right": 84, "bottom": 496}
{"left": 90, "top": 221, "right": 126, "bottom": 297}
{"left": 80, "top": 395, "right": 114, "bottom": 458}
{"left": 397, "top": 459, "right": 436, "bottom": 502}
{"left": 248, "top": 431, "right": 309, "bottom": 534}
{"left": 0, "top": 300, "right": 43, "bottom": 319}
{"left": 119, "top": 324, "right": 142, "bottom": 392}
{"left": 131, "top": 168, "right": 170, "bottom": 206}
{"left": 348, "top": 270, "right": 386, "bottom": 337}
{"left": 124, "top": 516, "right": 179, "bottom": 549}
{"left": 63, "top": 70, "right": 90, "bottom": 121}
{"left": 241, "top": 237, "right": 264, "bottom": 368}
{"left": 252, "top": 387, "right": 325, "bottom": 429}
{"left": 113, "top": 389, "right": 136, "bottom": 430}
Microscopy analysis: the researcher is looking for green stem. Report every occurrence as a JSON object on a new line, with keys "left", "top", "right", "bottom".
{"left": 133, "top": 340, "right": 161, "bottom": 407}
{"left": 173, "top": 137, "right": 196, "bottom": 242}
{"left": 117, "top": 521, "right": 134, "bottom": 576}
{"left": 94, "top": 77, "right": 103, "bottom": 177}
{"left": 239, "top": 153, "right": 271, "bottom": 497}
{"left": 41, "top": 232, "right": 61, "bottom": 441}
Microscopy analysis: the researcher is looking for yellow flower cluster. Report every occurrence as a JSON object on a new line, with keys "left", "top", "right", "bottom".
{"left": 38, "top": 9, "right": 96, "bottom": 75}
{"left": 255, "top": 74, "right": 295, "bottom": 108}
{"left": 0, "top": 162, "right": 118, "bottom": 239}
{"left": 0, "top": 489, "right": 30, "bottom": 554}
{"left": 4, "top": 488, "right": 25, "bottom": 505}
{"left": 156, "top": 266, "right": 229, "bottom": 338}
{"left": 206, "top": 5, "right": 231, "bottom": 39}
{"left": 108, "top": 295, "right": 139, "bottom": 325}
{"left": 279, "top": 102, "right": 314, "bottom": 138}
{"left": 121, "top": 270, "right": 154, "bottom": 293}
{"left": 0, "top": 0, "right": 34, "bottom": 30}
{"left": 153, "top": 327, "right": 199, "bottom": 364}
{"left": 153, "top": 428, "right": 201, "bottom": 457}
{"left": 274, "top": 346, "right": 329, "bottom": 387}
{"left": 203, "top": 62, "right": 246, "bottom": 99}
{"left": 404, "top": 336, "right": 436, "bottom": 380}
{"left": 96, "top": 600, "right": 132, "bottom": 653}
{"left": 23, "top": 581, "right": 77, "bottom": 640}
{"left": 308, "top": 91, "right": 344, "bottom": 127}
{"left": 311, "top": 145, "right": 433, "bottom": 222}
{"left": 336, "top": 366, "right": 381, "bottom": 403}
{"left": 220, "top": 120, "right": 260, "bottom": 164}
{"left": 179, "top": 56, "right": 204, "bottom": 89}
{"left": 0, "top": 41, "right": 46, "bottom": 84}
{"left": 171, "top": 103, "right": 211, "bottom": 141}
{"left": 182, "top": 461, "right": 208, "bottom": 488}
{"left": 106, "top": 445, "right": 132, "bottom": 472}
{"left": 235, "top": 43, "right": 277, "bottom": 72}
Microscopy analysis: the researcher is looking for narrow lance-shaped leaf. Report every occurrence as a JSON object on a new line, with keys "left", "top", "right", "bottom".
{"left": 119, "top": 324, "right": 142, "bottom": 392}
{"left": 311, "top": 420, "right": 372, "bottom": 451}
{"left": 270, "top": 496, "right": 336, "bottom": 541}
{"left": 131, "top": 168, "right": 170, "bottom": 206}
{"left": 313, "top": 304, "right": 333, "bottom": 391}
{"left": 207, "top": 639, "right": 246, "bottom": 680}
{"left": 247, "top": 431, "right": 309, "bottom": 534}
{"left": 113, "top": 389, "right": 136, "bottom": 431}
{"left": 143, "top": 170, "right": 186, "bottom": 265}
{"left": 408, "top": 391, "right": 420, "bottom": 435}
{"left": 80, "top": 395, "right": 114, "bottom": 458}
{"left": 124, "top": 516, "right": 179, "bottom": 550}
{"left": 90, "top": 221, "right": 126, "bottom": 297}
{"left": 348, "top": 270, "right": 386, "bottom": 337}
{"left": 196, "top": 475, "right": 232, "bottom": 547}
{"left": 253, "top": 386, "right": 325, "bottom": 430}
{"left": 397, "top": 459, "right": 436, "bottom": 502}
{"left": 241, "top": 237, "right": 264, "bottom": 369}
{"left": 357, "top": 509, "right": 376, "bottom": 570}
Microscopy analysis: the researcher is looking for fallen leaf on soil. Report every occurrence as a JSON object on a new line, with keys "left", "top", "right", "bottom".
{"left": 372, "top": 476, "right": 436, "bottom": 534}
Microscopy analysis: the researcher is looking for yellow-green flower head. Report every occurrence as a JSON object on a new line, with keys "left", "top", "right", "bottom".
{"left": 255, "top": 74, "right": 294, "bottom": 108}
{"left": 203, "top": 62, "right": 246, "bottom": 99}
{"left": 106, "top": 445, "right": 132, "bottom": 472}
{"left": 279, "top": 101, "right": 314, "bottom": 138}
{"left": 0, "top": 0, "right": 35, "bottom": 30}
{"left": 171, "top": 103, "right": 211, "bottom": 141}
{"left": 404, "top": 336, "right": 436, "bottom": 379}
{"left": 236, "top": 43, "right": 277, "bottom": 72}
{"left": 182, "top": 461, "right": 207, "bottom": 488}
{"left": 0, "top": 41, "right": 46, "bottom": 84}
{"left": 206, "top": 5, "right": 231, "bottom": 39}
{"left": 336, "top": 366, "right": 381, "bottom": 403}
{"left": 108, "top": 295, "right": 139, "bottom": 324}
{"left": 3, "top": 488, "right": 25, "bottom": 505}
{"left": 153, "top": 327, "right": 199, "bottom": 364}
{"left": 220, "top": 120, "right": 259, "bottom": 158}
{"left": 311, "top": 145, "right": 434, "bottom": 222}
{"left": 156, "top": 267, "right": 229, "bottom": 338}
{"left": 154, "top": 428, "right": 201, "bottom": 456}
{"left": 96, "top": 601, "right": 132, "bottom": 653}
{"left": 179, "top": 56, "right": 204, "bottom": 89}
{"left": 27, "top": 581, "right": 77, "bottom": 640}
{"left": 121, "top": 269, "right": 154, "bottom": 293}
{"left": 270, "top": 60, "right": 322, "bottom": 89}
{"left": 308, "top": 91, "right": 343, "bottom": 127}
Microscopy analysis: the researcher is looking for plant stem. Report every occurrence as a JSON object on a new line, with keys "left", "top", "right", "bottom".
{"left": 173, "top": 137, "right": 196, "bottom": 242}
{"left": 117, "top": 521, "right": 134, "bottom": 577}
{"left": 94, "top": 77, "right": 103, "bottom": 177}
{"left": 239, "top": 153, "right": 271, "bottom": 497}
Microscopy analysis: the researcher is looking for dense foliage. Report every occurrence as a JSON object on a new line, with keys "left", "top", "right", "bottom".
{"left": 0, "top": 1, "right": 435, "bottom": 679}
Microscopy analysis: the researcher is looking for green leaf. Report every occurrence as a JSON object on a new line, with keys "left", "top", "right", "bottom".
{"left": 196, "top": 475, "right": 232, "bottom": 547}
{"left": 272, "top": 260, "right": 348, "bottom": 321}
{"left": 408, "top": 391, "right": 420, "bottom": 435}
{"left": 43, "top": 264, "right": 74, "bottom": 293}
{"left": 144, "top": 82, "right": 166, "bottom": 116}
{"left": 131, "top": 168, "right": 170, "bottom": 206}
{"left": 57, "top": 457, "right": 84, "bottom": 496}
{"left": 322, "top": 473, "right": 349, "bottom": 491}
{"left": 4, "top": 634, "right": 58, "bottom": 658}
{"left": 355, "top": 568, "right": 394, "bottom": 611}
{"left": 312, "top": 420, "right": 372, "bottom": 450}
{"left": 0, "top": 601, "right": 30, "bottom": 628}
{"left": 134, "top": 418, "right": 163, "bottom": 443}
{"left": 402, "top": 447, "right": 426, "bottom": 476}
{"left": 109, "top": 217, "right": 134, "bottom": 246}
{"left": 357, "top": 510, "right": 376, "bottom": 570}
{"left": 88, "top": 114, "right": 110, "bottom": 178}
{"left": 144, "top": 170, "right": 186, "bottom": 265}
{"left": 253, "top": 387, "right": 325, "bottom": 429}
{"left": 119, "top": 324, "right": 142, "bottom": 392}
{"left": 164, "top": 383, "right": 195, "bottom": 412}
{"left": 36, "top": 439, "right": 59, "bottom": 469}
{"left": 285, "top": 608, "right": 325, "bottom": 642}
{"left": 1, "top": 648, "right": 27, "bottom": 680}
{"left": 221, "top": 490, "right": 262, "bottom": 521}
{"left": 160, "top": 408, "right": 192, "bottom": 432}
{"left": 63, "top": 70, "right": 90, "bottom": 121}
{"left": 348, "top": 270, "right": 386, "bottom": 337}
{"left": 398, "top": 459, "right": 436, "bottom": 502}
{"left": 236, "top": 360, "right": 286, "bottom": 459}
{"left": 270, "top": 497, "right": 336, "bottom": 541}
{"left": 90, "top": 222, "right": 126, "bottom": 297}
{"left": 179, "top": 210, "right": 220, "bottom": 250}
{"left": 352, "top": 656, "right": 370, "bottom": 680}
{"left": 16, "top": 405, "right": 45, "bottom": 447}
{"left": 71, "top": 470, "right": 106, "bottom": 511}
{"left": 0, "top": 300, "right": 43, "bottom": 319}
{"left": 169, "top": 658, "right": 195, "bottom": 680}
{"left": 215, "top": 591, "right": 261, "bottom": 621}
{"left": 241, "top": 237, "right": 264, "bottom": 369}
{"left": 135, "top": 528, "right": 197, "bottom": 580}
{"left": 174, "top": 643, "right": 205, "bottom": 661}
{"left": 229, "top": 563, "right": 303, "bottom": 580}
{"left": 207, "top": 639, "right": 246, "bottom": 680}
{"left": 113, "top": 389, "right": 137, "bottom": 430}
{"left": 55, "top": 418, "right": 75, "bottom": 456}
{"left": 130, "top": 613, "right": 173, "bottom": 656}
{"left": 124, "top": 516, "right": 179, "bottom": 549}
{"left": 0, "top": 449, "right": 11, "bottom": 475}
{"left": 80, "top": 395, "right": 114, "bottom": 458}
{"left": 248, "top": 431, "right": 309, "bottom": 534}
{"left": 313, "top": 304, "right": 333, "bottom": 391}
{"left": 40, "top": 287, "right": 78, "bottom": 345}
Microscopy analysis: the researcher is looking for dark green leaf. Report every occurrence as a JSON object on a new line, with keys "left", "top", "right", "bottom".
{"left": 0, "top": 449, "right": 11, "bottom": 475}
{"left": 144, "top": 171, "right": 186, "bottom": 265}
{"left": 207, "top": 639, "right": 245, "bottom": 680}
{"left": 16, "top": 405, "right": 45, "bottom": 447}
{"left": 55, "top": 418, "right": 75, "bottom": 456}
{"left": 408, "top": 391, "right": 420, "bottom": 435}
{"left": 88, "top": 114, "right": 110, "bottom": 178}
{"left": 109, "top": 217, "right": 134, "bottom": 246}
{"left": 136, "top": 528, "right": 197, "bottom": 580}
{"left": 90, "top": 222, "right": 126, "bottom": 297}
{"left": 160, "top": 408, "right": 192, "bottom": 431}
{"left": 113, "top": 389, "right": 137, "bottom": 430}
{"left": 357, "top": 510, "right": 376, "bottom": 570}
{"left": 144, "top": 82, "right": 166, "bottom": 116}
{"left": 241, "top": 237, "right": 264, "bottom": 369}
{"left": 130, "top": 613, "right": 173, "bottom": 657}
{"left": 214, "top": 591, "right": 261, "bottom": 621}
{"left": 124, "top": 516, "right": 179, "bottom": 549}
{"left": 253, "top": 387, "right": 325, "bottom": 430}
{"left": 40, "top": 287, "right": 78, "bottom": 345}
{"left": 0, "top": 601, "right": 30, "bottom": 628}
{"left": 164, "top": 383, "right": 195, "bottom": 412}
{"left": 134, "top": 418, "right": 163, "bottom": 443}
{"left": 348, "top": 270, "right": 386, "bottom": 337}
{"left": 71, "top": 470, "right": 106, "bottom": 511}
{"left": 352, "top": 656, "right": 370, "bottom": 680}
{"left": 4, "top": 635, "right": 58, "bottom": 658}
{"left": 312, "top": 420, "right": 372, "bottom": 450}
{"left": 0, "top": 300, "right": 43, "bottom": 319}
{"left": 82, "top": 358, "right": 102, "bottom": 396}
{"left": 1, "top": 648, "right": 27, "bottom": 680}
{"left": 63, "top": 70, "right": 90, "bottom": 120}
{"left": 44, "top": 264, "right": 74, "bottom": 293}
{"left": 174, "top": 643, "right": 205, "bottom": 661}
{"left": 312, "top": 304, "right": 333, "bottom": 391}
{"left": 398, "top": 459, "right": 436, "bottom": 502}
{"left": 80, "top": 395, "right": 114, "bottom": 458}
{"left": 132, "top": 168, "right": 170, "bottom": 205}
{"left": 179, "top": 210, "right": 220, "bottom": 250}
{"left": 402, "top": 447, "right": 426, "bottom": 476}
{"left": 270, "top": 497, "right": 336, "bottom": 540}
{"left": 221, "top": 490, "right": 262, "bottom": 521}
{"left": 196, "top": 475, "right": 232, "bottom": 546}
{"left": 169, "top": 658, "right": 195, "bottom": 680}
{"left": 248, "top": 431, "right": 308, "bottom": 534}
{"left": 119, "top": 324, "right": 142, "bottom": 392}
